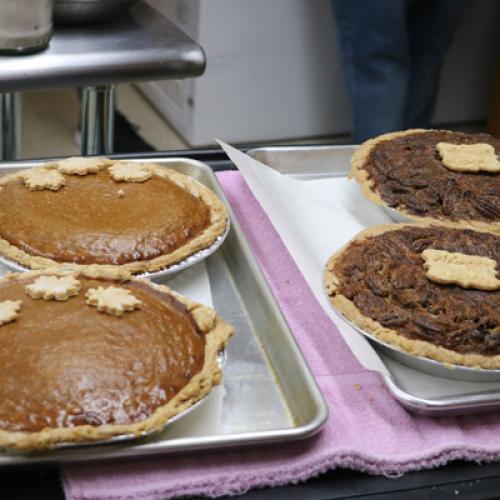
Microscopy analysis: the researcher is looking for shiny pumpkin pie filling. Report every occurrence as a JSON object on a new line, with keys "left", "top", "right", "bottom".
{"left": 0, "top": 275, "right": 206, "bottom": 433}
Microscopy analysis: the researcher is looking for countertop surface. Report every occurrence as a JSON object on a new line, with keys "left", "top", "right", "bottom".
{"left": 0, "top": 1, "right": 205, "bottom": 92}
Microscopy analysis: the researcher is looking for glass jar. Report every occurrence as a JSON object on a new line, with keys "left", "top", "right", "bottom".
{"left": 0, "top": 0, "right": 53, "bottom": 54}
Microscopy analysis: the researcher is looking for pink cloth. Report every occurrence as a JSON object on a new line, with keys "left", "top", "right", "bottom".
{"left": 63, "top": 171, "right": 500, "bottom": 500}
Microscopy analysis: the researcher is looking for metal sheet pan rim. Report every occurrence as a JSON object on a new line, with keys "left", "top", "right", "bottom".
{"left": 380, "top": 373, "right": 500, "bottom": 416}
{"left": 247, "top": 144, "right": 358, "bottom": 154}
{"left": 0, "top": 427, "right": 326, "bottom": 466}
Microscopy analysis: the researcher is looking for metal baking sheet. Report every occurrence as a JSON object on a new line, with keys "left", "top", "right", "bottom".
{"left": 248, "top": 145, "right": 500, "bottom": 416}
{"left": 0, "top": 157, "right": 328, "bottom": 464}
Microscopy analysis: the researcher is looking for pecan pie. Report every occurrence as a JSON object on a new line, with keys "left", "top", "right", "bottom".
{"left": 0, "top": 268, "right": 233, "bottom": 451}
{"left": 350, "top": 129, "right": 500, "bottom": 234}
{"left": 0, "top": 157, "right": 228, "bottom": 273}
{"left": 324, "top": 224, "right": 500, "bottom": 369}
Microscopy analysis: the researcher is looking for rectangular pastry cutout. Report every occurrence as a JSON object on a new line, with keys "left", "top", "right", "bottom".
{"left": 437, "top": 142, "right": 500, "bottom": 173}
{"left": 422, "top": 249, "right": 500, "bottom": 290}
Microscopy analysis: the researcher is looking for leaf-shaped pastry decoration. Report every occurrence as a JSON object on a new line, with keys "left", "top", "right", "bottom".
{"left": 0, "top": 300, "right": 21, "bottom": 326}
{"left": 86, "top": 286, "right": 142, "bottom": 316}
{"left": 26, "top": 275, "right": 81, "bottom": 301}
{"left": 23, "top": 169, "right": 66, "bottom": 191}
{"left": 56, "top": 156, "right": 112, "bottom": 175}
{"left": 108, "top": 162, "right": 152, "bottom": 182}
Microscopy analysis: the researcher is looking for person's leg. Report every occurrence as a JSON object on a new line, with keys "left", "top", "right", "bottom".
{"left": 332, "top": 0, "right": 410, "bottom": 142}
{"left": 404, "top": 0, "right": 464, "bottom": 128}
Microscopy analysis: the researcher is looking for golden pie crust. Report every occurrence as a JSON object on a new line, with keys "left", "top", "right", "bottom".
{"left": 350, "top": 129, "right": 500, "bottom": 235}
{"left": 0, "top": 267, "right": 234, "bottom": 451}
{"left": 324, "top": 223, "right": 500, "bottom": 370}
{"left": 0, "top": 158, "right": 229, "bottom": 273}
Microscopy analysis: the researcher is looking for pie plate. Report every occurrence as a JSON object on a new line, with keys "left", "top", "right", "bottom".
{"left": 325, "top": 293, "right": 500, "bottom": 383}
{"left": 382, "top": 204, "right": 414, "bottom": 223}
{"left": 0, "top": 221, "right": 230, "bottom": 280}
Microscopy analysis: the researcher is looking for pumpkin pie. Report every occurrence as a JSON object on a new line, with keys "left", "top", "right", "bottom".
{"left": 0, "top": 157, "right": 228, "bottom": 273}
{"left": 324, "top": 224, "right": 500, "bottom": 369}
{"left": 0, "top": 267, "right": 233, "bottom": 451}
{"left": 350, "top": 129, "right": 500, "bottom": 234}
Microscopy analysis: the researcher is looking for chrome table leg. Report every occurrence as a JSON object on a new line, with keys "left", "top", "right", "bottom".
{"left": 0, "top": 92, "right": 21, "bottom": 160}
{"left": 80, "top": 85, "right": 115, "bottom": 155}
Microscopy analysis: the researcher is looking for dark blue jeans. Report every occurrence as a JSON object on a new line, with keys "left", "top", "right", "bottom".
{"left": 332, "top": 0, "right": 464, "bottom": 143}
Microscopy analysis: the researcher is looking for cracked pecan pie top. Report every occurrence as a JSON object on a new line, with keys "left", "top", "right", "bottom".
{"left": 0, "top": 158, "right": 228, "bottom": 274}
{"left": 324, "top": 224, "right": 500, "bottom": 369}
{"left": 350, "top": 130, "right": 500, "bottom": 233}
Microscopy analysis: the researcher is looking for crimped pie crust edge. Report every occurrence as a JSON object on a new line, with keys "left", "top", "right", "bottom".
{"left": 0, "top": 160, "right": 229, "bottom": 273}
{"left": 324, "top": 222, "right": 500, "bottom": 370}
{"left": 0, "top": 267, "right": 234, "bottom": 451}
{"left": 349, "top": 129, "right": 500, "bottom": 235}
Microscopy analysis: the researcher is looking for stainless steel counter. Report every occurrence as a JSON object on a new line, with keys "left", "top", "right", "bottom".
{"left": 0, "top": 2, "right": 205, "bottom": 92}
{"left": 0, "top": 1, "right": 205, "bottom": 158}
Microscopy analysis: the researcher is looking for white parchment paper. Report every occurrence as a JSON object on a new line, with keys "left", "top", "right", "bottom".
{"left": 164, "top": 261, "right": 213, "bottom": 307}
{"left": 217, "top": 140, "right": 391, "bottom": 376}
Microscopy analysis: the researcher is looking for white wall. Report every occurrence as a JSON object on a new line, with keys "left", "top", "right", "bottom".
{"left": 142, "top": 0, "right": 500, "bottom": 146}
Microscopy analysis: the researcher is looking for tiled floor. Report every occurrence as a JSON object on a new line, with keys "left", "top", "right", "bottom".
{"left": 21, "top": 84, "right": 187, "bottom": 160}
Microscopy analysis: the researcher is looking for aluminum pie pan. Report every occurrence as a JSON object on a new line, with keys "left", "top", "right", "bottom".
{"left": 382, "top": 204, "right": 414, "bottom": 223}
{"left": 0, "top": 221, "right": 230, "bottom": 280}
{"left": 324, "top": 291, "right": 500, "bottom": 382}
{"left": 141, "top": 221, "right": 230, "bottom": 279}
{"left": 5, "top": 350, "right": 227, "bottom": 454}
{"left": 348, "top": 318, "right": 500, "bottom": 382}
